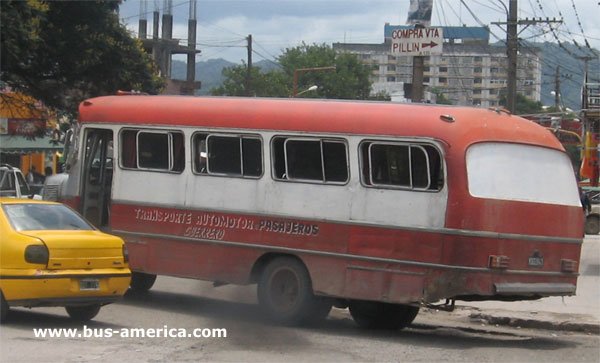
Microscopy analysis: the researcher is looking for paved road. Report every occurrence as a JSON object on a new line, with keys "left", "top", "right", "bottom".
{"left": 1, "top": 237, "right": 599, "bottom": 362}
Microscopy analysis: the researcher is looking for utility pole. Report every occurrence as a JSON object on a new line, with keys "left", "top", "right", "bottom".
{"left": 554, "top": 66, "right": 561, "bottom": 110}
{"left": 411, "top": 57, "right": 424, "bottom": 102}
{"left": 578, "top": 56, "right": 594, "bottom": 110}
{"left": 411, "top": 24, "right": 426, "bottom": 103}
{"left": 493, "top": 1, "right": 562, "bottom": 113}
{"left": 246, "top": 34, "right": 252, "bottom": 96}
{"left": 506, "top": 0, "right": 518, "bottom": 114}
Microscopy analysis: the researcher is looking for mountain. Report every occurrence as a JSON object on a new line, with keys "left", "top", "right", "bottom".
{"left": 171, "top": 58, "right": 281, "bottom": 95}
{"left": 534, "top": 42, "right": 599, "bottom": 110}
{"left": 172, "top": 43, "right": 599, "bottom": 107}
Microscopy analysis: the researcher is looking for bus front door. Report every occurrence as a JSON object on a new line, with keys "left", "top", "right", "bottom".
{"left": 81, "top": 129, "right": 113, "bottom": 228}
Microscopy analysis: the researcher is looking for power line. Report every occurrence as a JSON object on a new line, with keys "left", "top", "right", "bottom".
{"left": 570, "top": 0, "right": 592, "bottom": 49}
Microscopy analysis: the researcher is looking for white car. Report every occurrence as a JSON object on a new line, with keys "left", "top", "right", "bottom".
{"left": 586, "top": 203, "right": 600, "bottom": 235}
{"left": 0, "top": 164, "right": 41, "bottom": 199}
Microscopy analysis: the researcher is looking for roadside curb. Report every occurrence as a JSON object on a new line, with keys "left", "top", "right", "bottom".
{"left": 466, "top": 309, "right": 600, "bottom": 335}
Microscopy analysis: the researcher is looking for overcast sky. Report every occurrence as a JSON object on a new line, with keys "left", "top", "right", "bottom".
{"left": 118, "top": 0, "right": 600, "bottom": 64}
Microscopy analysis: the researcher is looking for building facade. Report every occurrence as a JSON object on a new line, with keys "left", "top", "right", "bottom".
{"left": 334, "top": 24, "right": 542, "bottom": 107}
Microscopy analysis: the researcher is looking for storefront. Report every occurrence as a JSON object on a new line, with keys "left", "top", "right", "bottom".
{"left": 0, "top": 91, "right": 64, "bottom": 186}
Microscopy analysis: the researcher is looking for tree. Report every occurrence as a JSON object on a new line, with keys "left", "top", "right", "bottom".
{"left": 500, "top": 93, "right": 544, "bottom": 115}
{"left": 429, "top": 87, "right": 452, "bottom": 105}
{"left": 211, "top": 63, "right": 289, "bottom": 97}
{"left": 212, "top": 43, "right": 372, "bottom": 99}
{"left": 0, "top": 0, "right": 164, "bottom": 115}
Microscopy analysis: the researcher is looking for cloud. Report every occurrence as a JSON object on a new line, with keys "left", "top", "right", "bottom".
{"left": 121, "top": 0, "right": 599, "bottom": 62}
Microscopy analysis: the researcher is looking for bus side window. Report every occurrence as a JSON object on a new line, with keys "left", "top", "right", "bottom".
{"left": 120, "top": 129, "right": 184, "bottom": 173}
{"left": 272, "top": 136, "right": 349, "bottom": 184}
{"left": 193, "top": 134, "right": 208, "bottom": 173}
{"left": 121, "top": 130, "right": 138, "bottom": 168}
{"left": 193, "top": 132, "right": 262, "bottom": 178}
{"left": 272, "top": 137, "right": 287, "bottom": 179}
{"left": 360, "top": 141, "right": 443, "bottom": 191}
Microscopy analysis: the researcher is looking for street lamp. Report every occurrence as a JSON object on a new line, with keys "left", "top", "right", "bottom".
{"left": 551, "top": 91, "right": 563, "bottom": 111}
{"left": 292, "top": 66, "right": 336, "bottom": 97}
{"left": 294, "top": 85, "right": 318, "bottom": 97}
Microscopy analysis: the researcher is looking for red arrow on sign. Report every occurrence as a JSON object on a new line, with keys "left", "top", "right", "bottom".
{"left": 421, "top": 41, "right": 438, "bottom": 48}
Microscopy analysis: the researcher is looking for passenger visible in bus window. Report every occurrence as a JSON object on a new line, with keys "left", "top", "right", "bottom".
{"left": 369, "top": 144, "right": 410, "bottom": 186}
{"left": 362, "top": 141, "right": 442, "bottom": 191}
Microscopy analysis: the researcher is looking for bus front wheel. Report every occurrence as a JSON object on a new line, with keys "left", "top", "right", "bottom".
{"left": 349, "top": 301, "right": 419, "bottom": 330}
{"left": 257, "top": 257, "right": 331, "bottom": 325}
{"left": 130, "top": 272, "right": 157, "bottom": 292}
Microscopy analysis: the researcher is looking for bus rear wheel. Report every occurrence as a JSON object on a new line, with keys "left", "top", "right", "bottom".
{"left": 130, "top": 272, "right": 157, "bottom": 292}
{"left": 349, "top": 301, "right": 419, "bottom": 330}
{"left": 257, "top": 257, "right": 331, "bottom": 325}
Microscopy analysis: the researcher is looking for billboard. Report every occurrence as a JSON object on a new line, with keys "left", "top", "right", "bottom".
{"left": 407, "top": 0, "right": 433, "bottom": 27}
{"left": 391, "top": 27, "right": 443, "bottom": 56}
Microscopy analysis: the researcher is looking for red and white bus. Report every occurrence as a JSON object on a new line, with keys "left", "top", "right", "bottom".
{"left": 44, "top": 95, "right": 583, "bottom": 328}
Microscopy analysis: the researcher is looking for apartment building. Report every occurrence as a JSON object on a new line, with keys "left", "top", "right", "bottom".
{"left": 333, "top": 24, "right": 542, "bottom": 107}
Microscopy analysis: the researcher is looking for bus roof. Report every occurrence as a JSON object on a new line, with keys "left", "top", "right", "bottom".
{"left": 79, "top": 96, "right": 563, "bottom": 151}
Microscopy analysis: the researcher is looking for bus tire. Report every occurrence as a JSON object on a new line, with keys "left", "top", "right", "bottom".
{"left": 65, "top": 304, "right": 101, "bottom": 322}
{"left": 130, "top": 272, "right": 157, "bottom": 292}
{"left": 349, "top": 301, "right": 419, "bottom": 330}
{"left": 585, "top": 215, "right": 600, "bottom": 235}
{"left": 257, "top": 257, "right": 331, "bottom": 325}
{"left": 1, "top": 292, "right": 9, "bottom": 323}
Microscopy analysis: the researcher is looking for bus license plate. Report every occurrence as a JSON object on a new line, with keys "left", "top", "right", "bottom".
{"left": 79, "top": 279, "right": 100, "bottom": 291}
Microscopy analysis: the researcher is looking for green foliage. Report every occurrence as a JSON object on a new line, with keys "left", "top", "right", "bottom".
{"left": 212, "top": 43, "right": 372, "bottom": 99}
{"left": 500, "top": 93, "right": 544, "bottom": 115}
{"left": 211, "top": 63, "right": 289, "bottom": 97}
{"left": 368, "top": 91, "right": 391, "bottom": 101}
{"left": 0, "top": 0, "right": 164, "bottom": 115}
{"left": 429, "top": 87, "right": 452, "bottom": 105}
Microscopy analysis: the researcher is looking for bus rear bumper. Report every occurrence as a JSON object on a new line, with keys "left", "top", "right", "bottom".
{"left": 494, "top": 282, "right": 576, "bottom": 296}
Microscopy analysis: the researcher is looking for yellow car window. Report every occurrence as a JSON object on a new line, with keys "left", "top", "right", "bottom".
{"left": 3, "top": 204, "right": 94, "bottom": 231}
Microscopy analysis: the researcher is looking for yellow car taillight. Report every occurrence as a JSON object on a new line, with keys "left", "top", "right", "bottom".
{"left": 24, "top": 244, "right": 49, "bottom": 265}
{"left": 122, "top": 244, "right": 129, "bottom": 263}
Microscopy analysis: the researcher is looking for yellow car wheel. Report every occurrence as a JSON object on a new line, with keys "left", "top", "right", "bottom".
{"left": 0, "top": 292, "right": 8, "bottom": 322}
{"left": 65, "top": 304, "right": 101, "bottom": 322}
{"left": 130, "top": 272, "right": 157, "bottom": 292}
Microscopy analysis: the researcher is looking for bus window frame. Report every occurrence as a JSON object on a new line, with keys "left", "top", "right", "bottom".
{"left": 191, "top": 131, "right": 264, "bottom": 179}
{"left": 118, "top": 128, "right": 185, "bottom": 174}
{"left": 271, "top": 135, "right": 350, "bottom": 186}
{"left": 359, "top": 139, "right": 444, "bottom": 192}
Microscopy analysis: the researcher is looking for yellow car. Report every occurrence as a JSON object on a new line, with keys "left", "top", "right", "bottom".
{"left": 0, "top": 198, "right": 130, "bottom": 322}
